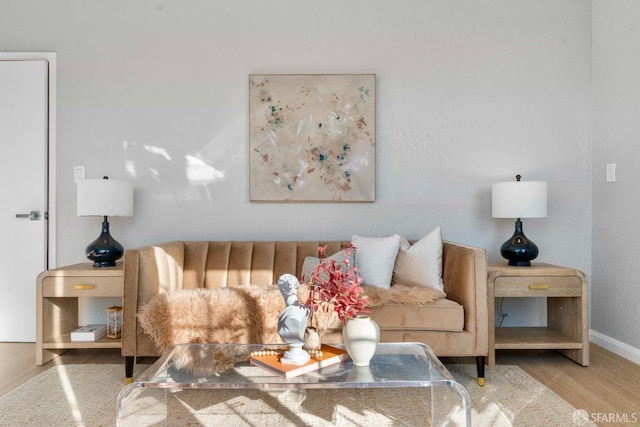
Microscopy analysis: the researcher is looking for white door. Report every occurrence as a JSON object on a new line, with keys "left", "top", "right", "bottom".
{"left": 0, "top": 60, "right": 49, "bottom": 342}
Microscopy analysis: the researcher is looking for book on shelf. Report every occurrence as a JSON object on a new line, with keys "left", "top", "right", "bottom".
{"left": 70, "top": 324, "right": 107, "bottom": 342}
{"left": 250, "top": 344, "right": 349, "bottom": 379}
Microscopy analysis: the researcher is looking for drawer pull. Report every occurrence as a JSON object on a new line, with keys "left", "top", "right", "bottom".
{"left": 529, "top": 284, "right": 550, "bottom": 290}
{"left": 74, "top": 284, "right": 96, "bottom": 290}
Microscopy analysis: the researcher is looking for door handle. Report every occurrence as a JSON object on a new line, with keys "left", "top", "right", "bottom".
{"left": 15, "top": 210, "right": 41, "bottom": 221}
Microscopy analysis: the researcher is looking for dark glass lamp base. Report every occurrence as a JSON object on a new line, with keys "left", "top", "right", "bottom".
{"left": 500, "top": 220, "right": 539, "bottom": 267}
{"left": 85, "top": 218, "right": 124, "bottom": 268}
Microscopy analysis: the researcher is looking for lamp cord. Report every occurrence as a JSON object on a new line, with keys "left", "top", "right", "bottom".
{"left": 497, "top": 297, "right": 508, "bottom": 327}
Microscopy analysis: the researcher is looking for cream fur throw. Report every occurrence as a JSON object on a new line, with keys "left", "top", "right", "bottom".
{"left": 139, "top": 286, "right": 286, "bottom": 355}
{"left": 138, "top": 283, "right": 444, "bottom": 356}
{"left": 362, "top": 284, "right": 445, "bottom": 306}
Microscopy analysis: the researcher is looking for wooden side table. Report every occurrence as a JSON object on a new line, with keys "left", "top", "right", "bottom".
{"left": 36, "top": 263, "right": 124, "bottom": 365}
{"left": 487, "top": 263, "right": 589, "bottom": 366}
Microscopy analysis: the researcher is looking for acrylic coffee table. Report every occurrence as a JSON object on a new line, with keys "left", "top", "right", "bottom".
{"left": 116, "top": 342, "right": 470, "bottom": 426}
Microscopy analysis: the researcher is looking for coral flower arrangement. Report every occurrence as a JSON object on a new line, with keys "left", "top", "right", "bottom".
{"left": 303, "top": 245, "right": 370, "bottom": 325}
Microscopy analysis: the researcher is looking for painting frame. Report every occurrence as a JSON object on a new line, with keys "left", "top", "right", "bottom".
{"left": 249, "top": 74, "right": 376, "bottom": 202}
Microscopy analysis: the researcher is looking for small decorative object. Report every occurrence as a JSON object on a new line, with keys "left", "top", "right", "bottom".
{"left": 106, "top": 305, "right": 122, "bottom": 339}
{"left": 303, "top": 326, "right": 321, "bottom": 352}
{"left": 342, "top": 315, "right": 380, "bottom": 367}
{"left": 77, "top": 176, "right": 134, "bottom": 267}
{"left": 249, "top": 74, "right": 376, "bottom": 202}
{"left": 70, "top": 324, "right": 107, "bottom": 342}
{"left": 277, "top": 274, "right": 311, "bottom": 365}
{"left": 303, "top": 245, "right": 376, "bottom": 365}
{"left": 492, "top": 175, "right": 548, "bottom": 266}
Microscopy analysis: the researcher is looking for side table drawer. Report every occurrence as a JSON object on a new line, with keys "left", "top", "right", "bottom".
{"left": 495, "top": 276, "right": 582, "bottom": 297}
{"left": 42, "top": 276, "right": 124, "bottom": 297}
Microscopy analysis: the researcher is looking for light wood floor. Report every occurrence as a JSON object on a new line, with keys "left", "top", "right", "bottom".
{"left": 1, "top": 343, "right": 638, "bottom": 426}
{"left": 446, "top": 344, "right": 640, "bottom": 426}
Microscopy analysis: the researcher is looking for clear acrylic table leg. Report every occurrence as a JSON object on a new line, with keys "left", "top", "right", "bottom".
{"left": 116, "top": 383, "right": 169, "bottom": 427}
{"left": 431, "top": 382, "right": 471, "bottom": 427}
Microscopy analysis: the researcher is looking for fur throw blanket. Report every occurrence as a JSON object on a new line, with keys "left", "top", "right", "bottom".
{"left": 139, "top": 286, "right": 288, "bottom": 355}
{"left": 361, "top": 284, "right": 444, "bottom": 307}
{"left": 138, "top": 284, "right": 444, "bottom": 356}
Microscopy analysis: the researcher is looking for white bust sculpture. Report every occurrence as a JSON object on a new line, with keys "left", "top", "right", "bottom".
{"left": 277, "top": 274, "right": 311, "bottom": 365}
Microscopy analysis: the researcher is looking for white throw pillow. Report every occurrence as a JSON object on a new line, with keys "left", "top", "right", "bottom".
{"left": 351, "top": 234, "right": 401, "bottom": 289}
{"left": 393, "top": 227, "right": 444, "bottom": 293}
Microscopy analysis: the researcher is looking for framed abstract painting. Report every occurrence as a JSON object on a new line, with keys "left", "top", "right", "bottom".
{"left": 249, "top": 74, "right": 376, "bottom": 202}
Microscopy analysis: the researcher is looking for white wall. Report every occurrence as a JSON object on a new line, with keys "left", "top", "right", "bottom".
{"left": 0, "top": 1, "right": 592, "bottom": 326}
{"left": 591, "top": 1, "right": 640, "bottom": 360}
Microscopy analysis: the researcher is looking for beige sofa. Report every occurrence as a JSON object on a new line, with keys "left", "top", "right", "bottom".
{"left": 122, "top": 240, "right": 488, "bottom": 383}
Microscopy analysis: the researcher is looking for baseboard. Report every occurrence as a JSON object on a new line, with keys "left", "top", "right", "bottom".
{"left": 590, "top": 329, "right": 640, "bottom": 365}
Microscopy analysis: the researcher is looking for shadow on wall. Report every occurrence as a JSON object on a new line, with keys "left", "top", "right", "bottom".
{"left": 121, "top": 119, "right": 244, "bottom": 204}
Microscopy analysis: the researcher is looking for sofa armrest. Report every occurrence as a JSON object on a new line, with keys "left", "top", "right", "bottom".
{"left": 442, "top": 241, "right": 488, "bottom": 354}
{"left": 122, "top": 249, "right": 140, "bottom": 357}
{"left": 122, "top": 241, "right": 186, "bottom": 357}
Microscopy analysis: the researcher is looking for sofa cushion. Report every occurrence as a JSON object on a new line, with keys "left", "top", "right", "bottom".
{"left": 393, "top": 227, "right": 444, "bottom": 293}
{"left": 351, "top": 234, "right": 401, "bottom": 289}
{"left": 369, "top": 299, "right": 464, "bottom": 332}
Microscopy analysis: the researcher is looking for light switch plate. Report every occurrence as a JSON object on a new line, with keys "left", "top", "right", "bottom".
{"left": 74, "top": 165, "right": 85, "bottom": 183}
{"left": 606, "top": 163, "right": 616, "bottom": 183}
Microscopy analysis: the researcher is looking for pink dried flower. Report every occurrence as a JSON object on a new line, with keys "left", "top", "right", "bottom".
{"left": 303, "top": 245, "right": 370, "bottom": 324}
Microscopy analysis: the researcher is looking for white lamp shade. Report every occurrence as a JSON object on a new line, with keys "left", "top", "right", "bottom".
{"left": 77, "top": 178, "right": 134, "bottom": 217}
{"left": 492, "top": 180, "right": 547, "bottom": 219}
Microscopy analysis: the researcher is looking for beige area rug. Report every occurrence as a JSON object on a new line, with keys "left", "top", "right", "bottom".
{"left": 0, "top": 364, "right": 596, "bottom": 427}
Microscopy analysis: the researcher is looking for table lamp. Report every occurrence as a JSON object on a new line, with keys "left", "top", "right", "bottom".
{"left": 77, "top": 176, "right": 133, "bottom": 267}
{"left": 492, "top": 175, "right": 547, "bottom": 266}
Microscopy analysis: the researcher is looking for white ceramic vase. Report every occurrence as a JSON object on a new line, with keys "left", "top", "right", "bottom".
{"left": 342, "top": 315, "right": 380, "bottom": 366}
